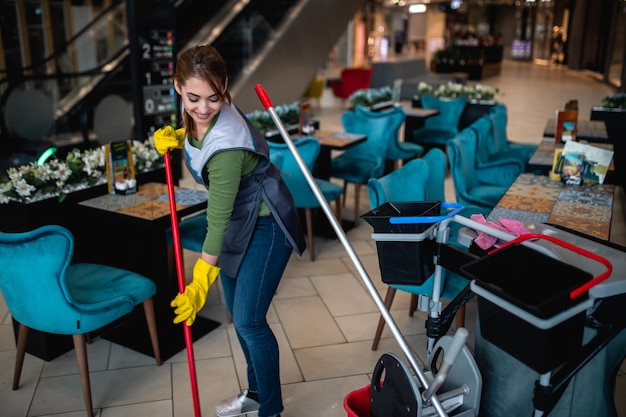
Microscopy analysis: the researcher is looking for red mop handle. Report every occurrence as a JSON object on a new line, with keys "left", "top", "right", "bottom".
{"left": 490, "top": 233, "right": 613, "bottom": 300}
{"left": 164, "top": 151, "right": 202, "bottom": 417}
{"left": 255, "top": 84, "right": 272, "bottom": 109}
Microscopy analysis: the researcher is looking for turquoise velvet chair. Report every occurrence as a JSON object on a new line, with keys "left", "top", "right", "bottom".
{"left": 489, "top": 103, "right": 537, "bottom": 164}
{"left": 269, "top": 137, "right": 343, "bottom": 261}
{"left": 331, "top": 109, "right": 394, "bottom": 226}
{"left": 447, "top": 128, "right": 510, "bottom": 214}
{"left": 0, "top": 225, "right": 161, "bottom": 417}
{"left": 367, "top": 148, "right": 470, "bottom": 350}
{"left": 355, "top": 105, "right": 424, "bottom": 170}
{"left": 411, "top": 95, "right": 467, "bottom": 148}
{"left": 470, "top": 115, "right": 525, "bottom": 186}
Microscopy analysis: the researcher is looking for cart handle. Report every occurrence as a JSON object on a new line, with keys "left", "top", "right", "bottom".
{"left": 489, "top": 233, "right": 613, "bottom": 300}
{"left": 389, "top": 202, "right": 464, "bottom": 225}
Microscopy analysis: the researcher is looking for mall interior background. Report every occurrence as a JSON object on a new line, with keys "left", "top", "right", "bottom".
{"left": 0, "top": 0, "right": 625, "bottom": 170}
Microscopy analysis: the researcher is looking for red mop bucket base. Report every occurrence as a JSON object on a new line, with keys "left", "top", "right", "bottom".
{"left": 344, "top": 385, "right": 371, "bottom": 417}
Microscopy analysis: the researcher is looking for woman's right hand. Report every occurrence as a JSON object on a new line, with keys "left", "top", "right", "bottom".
{"left": 153, "top": 126, "right": 185, "bottom": 155}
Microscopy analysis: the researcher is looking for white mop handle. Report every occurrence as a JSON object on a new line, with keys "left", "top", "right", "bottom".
{"left": 255, "top": 85, "right": 449, "bottom": 417}
{"left": 422, "top": 328, "right": 468, "bottom": 402}
{"left": 444, "top": 328, "right": 469, "bottom": 367}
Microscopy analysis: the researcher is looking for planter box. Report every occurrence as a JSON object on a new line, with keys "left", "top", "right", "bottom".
{"left": 432, "top": 61, "right": 502, "bottom": 81}
{"left": 590, "top": 107, "right": 625, "bottom": 188}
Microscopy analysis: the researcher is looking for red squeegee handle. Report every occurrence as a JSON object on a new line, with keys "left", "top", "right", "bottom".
{"left": 490, "top": 233, "right": 613, "bottom": 300}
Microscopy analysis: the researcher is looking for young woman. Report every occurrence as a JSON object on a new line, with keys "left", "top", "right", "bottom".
{"left": 153, "top": 44, "right": 305, "bottom": 417}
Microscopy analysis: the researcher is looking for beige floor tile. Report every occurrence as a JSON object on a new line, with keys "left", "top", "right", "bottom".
{"left": 282, "top": 375, "right": 371, "bottom": 417}
{"left": 274, "top": 296, "right": 346, "bottom": 349}
{"left": 100, "top": 399, "right": 173, "bottom": 417}
{"left": 310, "top": 273, "right": 378, "bottom": 317}
{"left": 172, "top": 356, "right": 239, "bottom": 417}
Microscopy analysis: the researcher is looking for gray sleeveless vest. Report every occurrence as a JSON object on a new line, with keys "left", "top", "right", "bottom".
{"left": 183, "top": 103, "right": 305, "bottom": 277}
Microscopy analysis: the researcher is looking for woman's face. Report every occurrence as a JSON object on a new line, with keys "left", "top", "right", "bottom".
{"left": 176, "top": 76, "right": 224, "bottom": 134}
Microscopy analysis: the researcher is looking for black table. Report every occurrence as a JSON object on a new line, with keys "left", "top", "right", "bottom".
{"left": 543, "top": 118, "right": 608, "bottom": 143}
{"left": 73, "top": 183, "right": 219, "bottom": 361}
{"left": 310, "top": 130, "right": 367, "bottom": 179}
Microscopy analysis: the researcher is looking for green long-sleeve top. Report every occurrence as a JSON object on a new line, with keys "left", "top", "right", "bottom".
{"left": 189, "top": 136, "right": 270, "bottom": 257}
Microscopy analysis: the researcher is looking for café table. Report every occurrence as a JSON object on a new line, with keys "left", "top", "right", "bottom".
{"left": 487, "top": 172, "right": 615, "bottom": 241}
{"left": 527, "top": 138, "right": 615, "bottom": 183}
{"left": 543, "top": 117, "right": 609, "bottom": 143}
{"left": 310, "top": 129, "right": 367, "bottom": 179}
{"left": 73, "top": 182, "right": 219, "bottom": 360}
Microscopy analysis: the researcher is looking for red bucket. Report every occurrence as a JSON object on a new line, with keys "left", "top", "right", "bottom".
{"left": 344, "top": 385, "right": 370, "bottom": 417}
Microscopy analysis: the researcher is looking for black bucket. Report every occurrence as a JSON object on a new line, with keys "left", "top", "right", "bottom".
{"left": 462, "top": 244, "right": 593, "bottom": 372}
{"left": 361, "top": 201, "right": 440, "bottom": 285}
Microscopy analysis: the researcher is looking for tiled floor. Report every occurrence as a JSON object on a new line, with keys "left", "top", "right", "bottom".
{"left": 1, "top": 59, "right": 625, "bottom": 417}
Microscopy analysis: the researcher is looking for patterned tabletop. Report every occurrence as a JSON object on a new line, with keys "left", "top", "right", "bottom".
{"left": 79, "top": 182, "right": 207, "bottom": 221}
{"left": 488, "top": 173, "right": 615, "bottom": 240}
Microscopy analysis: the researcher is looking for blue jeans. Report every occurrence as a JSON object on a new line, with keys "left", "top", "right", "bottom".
{"left": 220, "top": 214, "right": 292, "bottom": 417}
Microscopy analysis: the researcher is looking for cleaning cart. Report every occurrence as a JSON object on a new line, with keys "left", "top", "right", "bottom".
{"left": 358, "top": 199, "right": 624, "bottom": 417}
{"left": 457, "top": 223, "right": 626, "bottom": 417}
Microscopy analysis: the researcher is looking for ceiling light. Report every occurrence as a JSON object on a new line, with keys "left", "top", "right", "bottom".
{"left": 409, "top": 4, "right": 427, "bottom": 13}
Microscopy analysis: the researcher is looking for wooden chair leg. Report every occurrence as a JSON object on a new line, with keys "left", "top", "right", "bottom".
{"left": 12, "top": 323, "right": 28, "bottom": 390}
{"left": 455, "top": 304, "right": 466, "bottom": 329}
{"left": 371, "top": 287, "right": 397, "bottom": 351}
{"left": 409, "top": 294, "right": 418, "bottom": 317}
{"left": 72, "top": 334, "right": 95, "bottom": 417}
{"left": 342, "top": 181, "right": 348, "bottom": 207}
{"left": 335, "top": 197, "right": 343, "bottom": 228}
{"left": 143, "top": 297, "right": 162, "bottom": 366}
{"left": 305, "top": 208, "right": 315, "bottom": 261}
{"left": 353, "top": 183, "right": 360, "bottom": 227}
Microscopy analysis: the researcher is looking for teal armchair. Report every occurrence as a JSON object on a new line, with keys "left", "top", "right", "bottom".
{"left": 331, "top": 109, "right": 393, "bottom": 226}
{"left": 411, "top": 95, "right": 467, "bottom": 148}
{"left": 367, "top": 148, "right": 470, "bottom": 350}
{"left": 0, "top": 225, "right": 161, "bottom": 417}
{"left": 269, "top": 137, "right": 343, "bottom": 261}
{"left": 355, "top": 105, "right": 424, "bottom": 170}
{"left": 470, "top": 115, "right": 525, "bottom": 186}
{"left": 489, "top": 104, "right": 537, "bottom": 164}
{"left": 447, "top": 128, "right": 510, "bottom": 214}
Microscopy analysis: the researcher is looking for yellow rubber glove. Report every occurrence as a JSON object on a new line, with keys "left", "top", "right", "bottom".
{"left": 170, "top": 259, "right": 220, "bottom": 326}
{"left": 153, "top": 126, "right": 185, "bottom": 155}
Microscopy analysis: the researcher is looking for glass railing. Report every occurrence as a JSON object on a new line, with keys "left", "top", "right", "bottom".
{"left": 0, "top": 1, "right": 128, "bottom": 99}
{"left": 0, "top": 0, "right": 299, "bottom": 158}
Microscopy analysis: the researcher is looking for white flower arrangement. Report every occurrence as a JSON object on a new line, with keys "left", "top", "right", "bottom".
{"left": 417, "top": 81, "right": 500, "bottom": 102}
{"left": 0, "top": 140, "right": 162, "bottom": 204}
{"left": 348, "top": 86, "right": 394, "bottom": 108}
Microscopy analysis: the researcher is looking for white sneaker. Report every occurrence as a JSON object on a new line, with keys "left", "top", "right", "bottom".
{"left": 215, "top": 390, "right": 260, "bottom": 417}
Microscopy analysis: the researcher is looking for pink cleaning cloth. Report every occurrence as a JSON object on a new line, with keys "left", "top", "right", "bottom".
{"left": 470, "top": 214, "right": 531, "bottom": 250}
